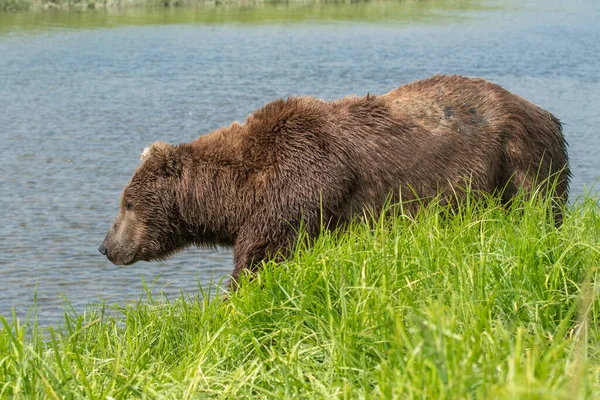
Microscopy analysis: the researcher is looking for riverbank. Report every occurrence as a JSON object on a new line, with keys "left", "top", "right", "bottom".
{"left": 0, "top": 0, "right": 485, "bottom": 15}
{"left": 1, "top": 0, "right": 264, "bottom": 12}
{"left": 1, "top": 193, "right": 599, "bottom": 398}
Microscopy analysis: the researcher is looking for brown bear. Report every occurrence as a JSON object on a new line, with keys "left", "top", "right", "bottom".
{"left": 99, "top": 75, "right": 570, "bottom": 287}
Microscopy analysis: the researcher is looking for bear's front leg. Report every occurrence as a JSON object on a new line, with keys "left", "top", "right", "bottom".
{"left": 229, "top": 230, "right": 294, "bottom": 290}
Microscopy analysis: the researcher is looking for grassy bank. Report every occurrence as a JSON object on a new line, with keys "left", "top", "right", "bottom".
{"left": 0, "top": 0, "right": 488, "bottom": 17}
{"left": 1, "top": 192, "right": 600, "bottom": 398}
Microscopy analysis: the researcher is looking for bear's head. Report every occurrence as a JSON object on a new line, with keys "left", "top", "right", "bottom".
{"left": 99, "top": 141, "right": 188, "bottom": 265}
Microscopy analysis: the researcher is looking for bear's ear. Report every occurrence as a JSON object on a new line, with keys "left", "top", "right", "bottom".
{"left": 140, "top": 146, "right": 153, "bottom": 161}
{"left": 141, "top": 141, "right": 182, "bottom": 177}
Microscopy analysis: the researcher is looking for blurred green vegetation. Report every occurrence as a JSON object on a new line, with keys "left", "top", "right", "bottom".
{"left": 0, "top": 0, "right": 494, "bottom": 28}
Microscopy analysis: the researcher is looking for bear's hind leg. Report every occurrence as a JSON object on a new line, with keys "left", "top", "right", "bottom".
{"left": 499, "top": 156, "right": 568, "bottom": 227}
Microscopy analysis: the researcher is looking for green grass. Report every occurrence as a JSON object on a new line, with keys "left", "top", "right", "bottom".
{"left": 1, "top": 191, "right": 600, "bottom": 399}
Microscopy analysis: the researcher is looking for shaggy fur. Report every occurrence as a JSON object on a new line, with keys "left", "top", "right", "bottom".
{"left": 99, "top": 75, "right": 570, "bottom": 286}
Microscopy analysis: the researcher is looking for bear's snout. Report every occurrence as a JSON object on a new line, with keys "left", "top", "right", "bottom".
{"left": 98, "top": 228, "right": 140, "bottom": 265}
{"left": 98, "top": 241, "right": 107, "bottom": 256}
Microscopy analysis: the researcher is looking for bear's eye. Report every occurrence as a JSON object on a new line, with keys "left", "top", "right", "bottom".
{"left": 125, "top": 202, "right": 133, "bottom": 211}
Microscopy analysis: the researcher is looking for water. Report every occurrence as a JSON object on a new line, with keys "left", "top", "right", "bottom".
{"left": 1, "top": 0, "right": 599, "bottom": 327}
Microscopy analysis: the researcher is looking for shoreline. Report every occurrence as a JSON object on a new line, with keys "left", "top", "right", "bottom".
{"left": 0, "top": 0, "right": 487, "bottom": 15}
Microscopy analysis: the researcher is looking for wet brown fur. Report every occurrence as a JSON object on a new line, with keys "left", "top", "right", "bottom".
{"left": 100, "top": 75, "right": 570, "bottom": 287}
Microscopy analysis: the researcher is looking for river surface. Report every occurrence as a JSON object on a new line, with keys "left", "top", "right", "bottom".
{"left": 1, "top": 0, "right": 599, "bottom": 327}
